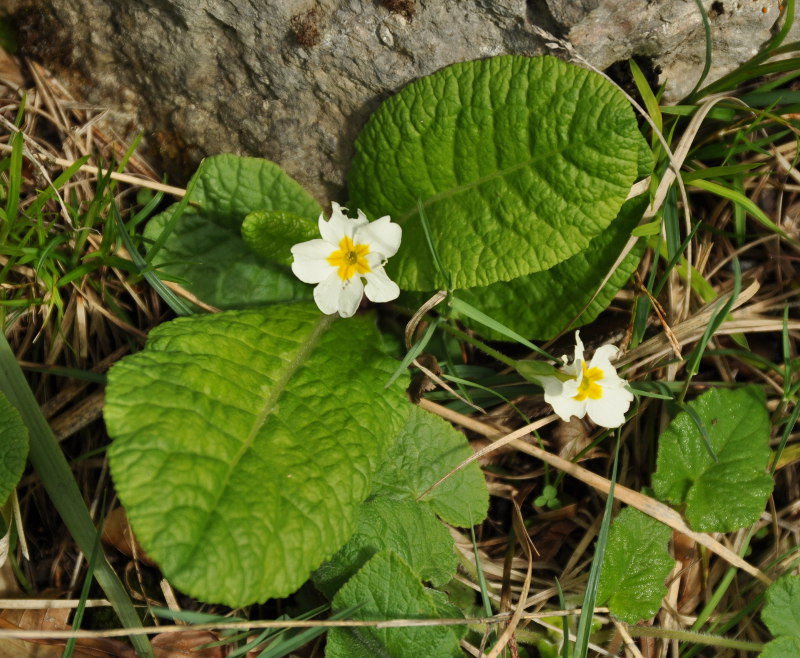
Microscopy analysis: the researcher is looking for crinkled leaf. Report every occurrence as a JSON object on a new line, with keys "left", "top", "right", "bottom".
{"left": 146, "top": 209, "right": 311, "bottom": 309}
{"left": 145, "top": 154, "right": 320, "bottom": 308}
{"left": 313, "top": 497, "right": 457, "bottom": 599}
{"left": 349, "top": 55, "right": 646, "bottom": 291}
{"left": 189, "top": 154, "right": 321, "bottom": 227}
{"left": 314, "top": 407, "right": 487, "bottom": 597}
{"left": 373, "top": 406, "right": 488, "bottom": 527}
{"left": 326, "top": 550, "right": 463, "bottom": 658}
{"left": 652, "top": 386, "right": 773, "bottom": 532}
{"left": 457, "top": 196, "right": 648, "bottom": 341}
{"left": 762, "top": 575, "right": 800, "bottom": 639}
{"left": 597, "top": 507, "right": 673, "bottom": 624}
{"left": 762, "top": 637, "right": 800, "bottom": 657}
{"left": 0, "top": 392, "right": 28, "bottom": 506}
{"left": 104, "top": 304, "right": 409, "bottom": 606}
{"left": 241, "top": 209, "right": 319, "bottom": 267}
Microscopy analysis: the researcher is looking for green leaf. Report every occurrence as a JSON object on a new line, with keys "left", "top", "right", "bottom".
{"left": 190, "top": 154, "right": 322, "bottom": 224}
{"left": 144, "top": 155, "right": 321, "bottom": 309}
{"left": 373, "top": 406, "right": 488, "bottom": 528}
{"left": 104, "top": 304, "right": 409, "bottom": 606}
{"left": 326, "top": 550, "right": 463, "bottom": 658}
{"left": 516, "top": 360, "right": 565, "bottom": 381}
{"left": 596, "top": 507, "right": 673, "bottom": 624}
{"left": 314, "top": 407, "right": 488, "bottom": 597}
{"left": 0, "top": 391, "right": 28, "bottom": 506}
{"left": 348, "top": 55, "right": 646, "bottom": 291}
{"left": 456, "top": 196, "right": 648, "bottom": 340}
{"left": 651, "top": 386, "right": 774, "bottom": 532}
{"left": 762, "top": 575, "right": 800, "bottom": 639}
{"left": 241, "top": 210, "right": 319, "bottom": 267}
{"left": 313, "top": 497, "right": 457, "bottom": 599}
{"left": 761, "top": 637, "right": 800, "bottom": 658}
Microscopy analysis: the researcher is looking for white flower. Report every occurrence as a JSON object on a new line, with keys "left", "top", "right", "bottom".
{"left": 291, "top": 202, "right": 401, "bottom": 318}
{"left": 538, "top": 331, "right": 633, "bottom": 428}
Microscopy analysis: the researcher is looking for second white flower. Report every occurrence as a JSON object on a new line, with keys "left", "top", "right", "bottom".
{"left": 537, "top": 331, "right": 633, "bottom": 428}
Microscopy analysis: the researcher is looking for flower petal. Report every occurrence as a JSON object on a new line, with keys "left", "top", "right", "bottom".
{"left": 356, "top": 216, "right": 402, "bottom": 258}
{"left": 337, "top": 278, "right": 364, "bottom": 318}
{"left": 538, "top": 375, "right": 565, "bottom": 399}
{"left": 363, "top": 268, "right": 400, "bottom": 303}
{"left": 585, "top": 386, "right": 632, "bottom": 428}
{"left": 542, "top": 375, "right": 586, "bottom": 422}
{"left": 291, "top": 239, "right": 336, "bottom": 283}
{"left": 312, "top": 272, "right": 344, "bottom": 315}
{"left": 319, "top": 202, "right": 366, "bottom": 245}
{"left": 589, "top": 344, "right": 619, "bottom": 370}
{"left": 572, "top": 331, "right": 586, "bottom": 367}
{"left": 547, "top": 393, "right": 587, "bottom": 423}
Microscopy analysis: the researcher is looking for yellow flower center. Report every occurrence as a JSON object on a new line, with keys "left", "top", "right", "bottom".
{"left": 573, "top": 361, "right": 604, "bottom": 401}
{"left": 327, "top": 235, "right": 371, "bottom": 281}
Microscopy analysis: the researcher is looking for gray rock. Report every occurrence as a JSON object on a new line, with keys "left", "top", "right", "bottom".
{"left": 2, "top": 0, "right": 792, "bottom": 203}
{"left": 565, "top": 0, "right": 787, "bottom": 101}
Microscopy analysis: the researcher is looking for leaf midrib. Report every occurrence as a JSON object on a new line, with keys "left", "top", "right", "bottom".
{"left": 394, "top": 130, "right": 634, "bottom": 225}
{"left": 175, "top": 312, "right": 337, "bottom": 574}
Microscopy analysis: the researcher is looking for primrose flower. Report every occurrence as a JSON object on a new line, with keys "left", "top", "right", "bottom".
{"left": 538, "top": 331, "right": 633, "bottom": 428}
{"left": 291, "top": 202, "right": 401, "bottom": 318}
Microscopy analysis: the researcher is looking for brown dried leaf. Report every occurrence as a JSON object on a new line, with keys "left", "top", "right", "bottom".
{"left": 553, "top": 418, "right": 596, "bottom": 460}
{"left": 101, "top": 506, "right": 156, "bottom": 566}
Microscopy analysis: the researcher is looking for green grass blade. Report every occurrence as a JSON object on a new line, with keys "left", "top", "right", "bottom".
{"left": 450, "top": 296, "right": 557, "bottom": 360}
{"left": 385, "top": 317, "right": 439, "bottom": 388}
{"left": 690, "top": 178, "right": 796, "bottom": 244}
{"left": 257, "top": 604, "right": 362, "bottom": 658}
{"left": 150, "top": 608, "right": 246, "bottom": 624}
{"left": 687, "top": 0, "right": 713, "bottom": 98}
{"left": 145, "top": 162, "right": 203, "bottom": 265}
{"left": 26, "top": 156, "right": 92, "bottom": 219}
{"left": 63, "top": 511, "right": 104, "bottom": 658}
{"left": 573, "top": 437, "right": 620, "bottom": 657}
{"left": 556, "top": 578, "right": 570, "bottom": 658}
{"left": 685, "top": 258, "right": 742, "bottom": 379}
{"left": 2, "top": 131, "right": 23, "bottom": 243}
{"left": 13, "top": 90, "right": 26, "bottom": 127}
{"left": 772, "top": 402, "right": 800, "bottom": 475}
{"left": 629, "top": 58, "right": 662, "bottom": 134}
{"left": 221, "top": 604, "right": 329, "bottom": 657}
{"left": 680, "top": 163, "right": 761, "bottom": 183}
{"left": 111, "top": 201, "right": 196, "bottom": 316}
{"left": 417, "top": 198, "right": 451, "bottom": 290}
{"left": 0, "top": 333, "right": 152, "bottom": 657}
{"left": 690, "top": 0, "right": 795, "bottom": 99}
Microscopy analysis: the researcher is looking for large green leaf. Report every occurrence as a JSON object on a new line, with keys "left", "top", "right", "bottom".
{"left": 596, "top": 507, "right": 673, "bottom": 624}
{"left": 348, "top": 55, "right": 645, "bottom": 291}
{"left": 104, "top": 304, "right": 409, "bottom": 606}
{"left": 457, "top": 196, "right": 648, "bottom": 340}
{"left": 762, "top": 637, "right": 800, "bottom": 658}
{"left": 651, "top": 387, "right": 773, "bottom": 532}
{"left": 241, "top": 209, "right": 319, "bottom": 267}
{"left": 372, "top": 406, "right": 488, "bottom": 528}
{"left": 314, "top": 497, "right": 457, "bottom": 599}
{"left": 144, "top": 155, "right": 320, "bottom": 309}
{"left": 762, "top": 575, "right": 800, "bottom": 639}
{"left": 0, "top": 391, "right": 28, "bottom": 506}
{"left": 326, "top": 550, "right": 463, "bottom": 658}
{"left": 314, "top": 407, "right": 488, "bottom": 597}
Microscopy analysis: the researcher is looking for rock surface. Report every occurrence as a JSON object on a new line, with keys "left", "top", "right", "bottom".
{"left": 2, "top": 0, "right": 792, "bottom": 202}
